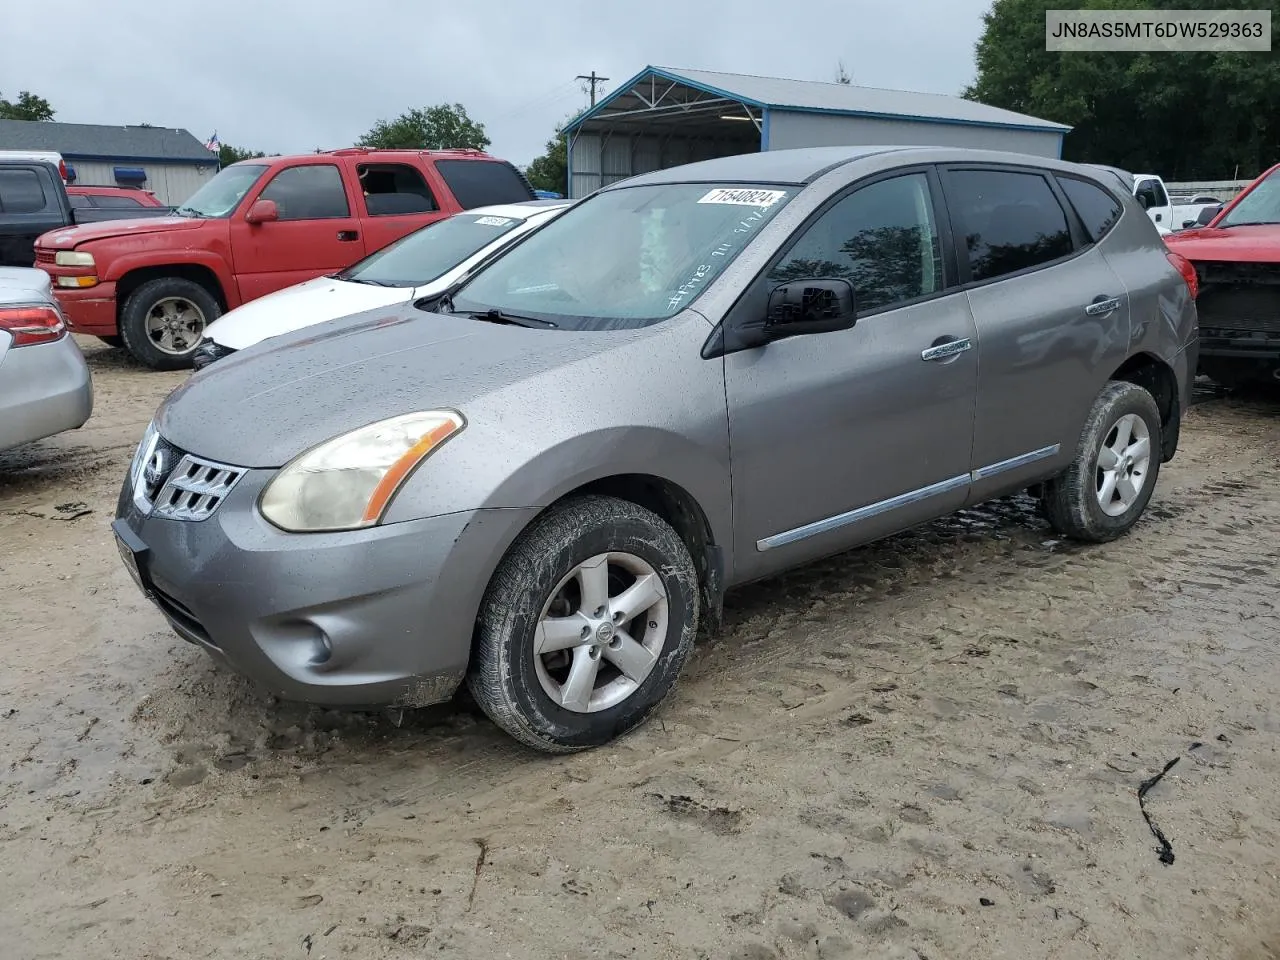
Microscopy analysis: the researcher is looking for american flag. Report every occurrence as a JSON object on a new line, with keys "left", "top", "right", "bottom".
{"left": 204, "top": 131, "right": 220, "bottom": 153}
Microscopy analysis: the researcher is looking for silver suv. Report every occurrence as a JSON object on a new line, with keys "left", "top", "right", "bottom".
{"left": 114, "top": 146, "right": 1198, "bottom": 752}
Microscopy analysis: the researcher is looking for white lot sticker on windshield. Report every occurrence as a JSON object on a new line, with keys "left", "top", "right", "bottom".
{"left": 697, "top": 188, "right": 787, "bottom": 207}
{"left": 473, "top": 216, "right": 514, "bottom": 226}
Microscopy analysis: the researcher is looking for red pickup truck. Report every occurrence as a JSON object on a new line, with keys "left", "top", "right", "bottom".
{"left": 35, "top": 148, "right": 536, "bottom": 369}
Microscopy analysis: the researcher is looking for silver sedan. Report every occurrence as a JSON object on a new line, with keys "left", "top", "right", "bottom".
{"left": 0, "top": 267, "right": 93, "bottom": 452}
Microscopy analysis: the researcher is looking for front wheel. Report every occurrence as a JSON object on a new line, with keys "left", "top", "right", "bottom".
{"left": 119, "top": 277, "right": 221, "bottom": 371}
{"left": 467, "top": 496, "right": 700, "bottom": 753}
{"left": 1041, "top": 381, "right": 1162, "bottom": 543}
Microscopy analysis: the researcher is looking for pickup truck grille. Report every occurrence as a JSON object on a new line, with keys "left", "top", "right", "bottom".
{"left": 1195, "top": 262, "right": 1280, "bottom": 334}
{"left": 35, "top": 249, "right": 56, "bottom": 266}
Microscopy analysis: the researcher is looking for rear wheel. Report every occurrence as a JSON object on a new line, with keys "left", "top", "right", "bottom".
{"left": 1041, "top": 381, "right": 1162, "bottom": 543}
{"left": 467, "top": 496, "right": 699, "bottom": 753}
{"left": 120, "top": 277, "right": 221, "bottom": 371}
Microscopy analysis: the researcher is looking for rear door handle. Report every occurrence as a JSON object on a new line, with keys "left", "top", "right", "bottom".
{"left": 921, "top": 337, "right": 972, "bottom": 362}
{"left": 337, "top": 230, "right": 359, "bottom": 241}
{"left": 1085, "top": 296, "right": 1122, "bottom": 317}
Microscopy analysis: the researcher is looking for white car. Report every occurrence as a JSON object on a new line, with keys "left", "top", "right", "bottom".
{"left": 192, "top": 199, "right": 571, "bottom": 368}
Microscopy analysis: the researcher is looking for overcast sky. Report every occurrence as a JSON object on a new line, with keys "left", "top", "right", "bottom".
{"left": 4, "top": 0, "right": 991, "bottom": 167}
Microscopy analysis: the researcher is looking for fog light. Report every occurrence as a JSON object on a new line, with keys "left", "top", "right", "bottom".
{"left": 56, "top": 275, "right": 99, "bottom": 289}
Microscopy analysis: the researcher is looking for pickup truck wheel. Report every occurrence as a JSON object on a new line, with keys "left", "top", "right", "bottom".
{"left": 467, "top": 496, "right": 699, "bottom": 753}
{"left": 120, "top": 278, "right": 220, "bottom": 371}
{"left": 1041, "top": 381, "right": 1162, "bottom": 543}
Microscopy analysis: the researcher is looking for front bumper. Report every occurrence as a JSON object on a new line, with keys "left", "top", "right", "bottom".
{"left": 114, "top": 461, "right": 536, "bottom": 708}
{"left": 53, "top": 282, "right": 119, "bottom": 337}
{"left": 0, "top": 334, "right": 93, "bottom": 451}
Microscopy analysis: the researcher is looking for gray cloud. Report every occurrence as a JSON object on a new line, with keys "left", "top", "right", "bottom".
{"left": 3, "top": 0, "right": 989, "bottom": 167}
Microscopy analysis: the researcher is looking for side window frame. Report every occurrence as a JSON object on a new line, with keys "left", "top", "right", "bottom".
{"left": 734, "top": 165, "right": 960, "bottom": 328}
{"left": 1055, "top": 173, "right": 1126, "bottom": 247}
{"left": 254, "top": 162, "right": 351, "bottom": 221}
{"left": 937, "top": 163, "right": 1085, "bottom": 288}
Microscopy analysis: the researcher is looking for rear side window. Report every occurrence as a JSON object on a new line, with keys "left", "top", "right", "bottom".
{"left": 260, "top": 164, "right": 350, "bottom": 220}
{"left": 1057, "top": 176, "right": 1124, "bottom": 243}
{"left": 357, "top": 163, "right": 437, "bottom": 216}
{"left": 94, "top": 194, "right": 145, "bottom": 208}
{"left": 0, "top": 168, "right": 51, "bottom": 214}
{"left": 435, "top": 160, "right": 532, "bottom": 208}
{"left": 68, "top": 193, "right": 93, "bottom": 209}
{"left": 947, "top": 170, "right": 1073, "bottom": 283}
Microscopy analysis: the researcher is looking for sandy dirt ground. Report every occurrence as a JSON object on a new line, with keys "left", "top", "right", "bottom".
{"left": 2, "top": 338, "right": 1279, "bottom": 960}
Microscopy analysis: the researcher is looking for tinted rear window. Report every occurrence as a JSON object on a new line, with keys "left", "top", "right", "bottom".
{"left": 948, "top": 170, "right": 1073, "bottom": 283}
{"left": 94, "top": 194, "right": 145, "bottom": 208}
{"left": 0, "top": 168, "right": 51, "bottom": 214}
{"left": 1057, "top": 176, "right": 1123, "bottom": 243}
{"left": 434, "top": 160, "right": 533, "bottom": 208}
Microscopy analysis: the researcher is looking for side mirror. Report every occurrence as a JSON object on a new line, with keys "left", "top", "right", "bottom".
{"left": 245, "top": 199, "right": 279, "bottom": 224}
{"left": 1195, "top": 204, "right": 1222, "bottom": 227}
{"left": 763, "top": 279, "right": 857, "bottom": 340}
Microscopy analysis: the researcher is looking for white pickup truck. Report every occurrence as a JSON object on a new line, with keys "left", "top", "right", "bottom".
{"left": 1087, "top": 165, "right": 1223, "bottom": 234}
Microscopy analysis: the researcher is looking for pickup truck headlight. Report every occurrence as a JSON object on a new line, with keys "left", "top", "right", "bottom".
{"left": 259, "top": 411, "right": 465, "bottom": 533}
{"left": 54, "top": 251, "right": 95, "bottom": 267}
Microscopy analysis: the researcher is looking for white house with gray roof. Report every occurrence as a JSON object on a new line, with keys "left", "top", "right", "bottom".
{"left": 0, "top": 119, "right": 218, "bottom": 205}
{"left": 564, "top": 66, "right": 1072, "bottom": 198}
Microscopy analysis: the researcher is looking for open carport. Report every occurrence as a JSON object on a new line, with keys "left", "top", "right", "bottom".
{"left": 565, "top": 66, "right": 1071, "bottom": 198}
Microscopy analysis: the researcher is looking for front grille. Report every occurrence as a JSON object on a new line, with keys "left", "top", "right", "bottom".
{"left": 151, "top": 454, "right": 245, "bottom": 521}
{"left": 1195, "top": 261, "right": 1280, "bottom": 334}
{"left": 35, "top": 249, "right": 56, "bottom": 266}
{"left": 132, "top": 431, "right": 244, "bottom": 522}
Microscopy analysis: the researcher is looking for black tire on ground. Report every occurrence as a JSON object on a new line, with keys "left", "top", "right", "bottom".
{"left": 467, "top": 495, "right": 700, "bottom": 753}
{"left": 119, "top": 277, "right": 221, "bottom": 371}
{"left": 96, "top": 335, "right": 124, "bottom": 348}
{"left": 1041, "top": 380, "right": 1163, "bottom": 544}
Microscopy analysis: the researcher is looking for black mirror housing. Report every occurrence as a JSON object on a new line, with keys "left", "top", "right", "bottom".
{"left": 1195, "top": 204, "right": 1222, "bottom": 227}
{"left": 763, "top": 278, "right": 857, "bottom": 340}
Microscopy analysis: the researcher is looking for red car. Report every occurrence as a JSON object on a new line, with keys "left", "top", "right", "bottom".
{"left": 66, "top": 185, "right": 167, "bottom": 210}
{"left": 35, "top": 148, "right": 535, "bottom": 369}
{"left": 1165, "top": 162, "right": 1280, "bottom": 390}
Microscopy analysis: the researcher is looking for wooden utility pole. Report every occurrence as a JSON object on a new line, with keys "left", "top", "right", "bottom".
{"left": 576, "top": 71, "right": 610, "bottom": 107}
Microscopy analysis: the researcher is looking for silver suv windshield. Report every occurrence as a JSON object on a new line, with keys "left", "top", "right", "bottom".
{"left": 449, "top": 183, "right": 794, "bottom": 330}
{"left": 1219, "top": 167, "right": 1280, "bottom": 227}
{"left": 174, "top": 164, "right": 268, "bottom": 218}
{"left": 339, "top": 210, "right": 530, "bottom": 288}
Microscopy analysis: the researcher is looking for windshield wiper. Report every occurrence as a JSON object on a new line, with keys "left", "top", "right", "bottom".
{"left": 466, "top": 308, "right": 557, "bottom": 329}
{"left": 341, "top": 276, "right": 402, "bottom": 287}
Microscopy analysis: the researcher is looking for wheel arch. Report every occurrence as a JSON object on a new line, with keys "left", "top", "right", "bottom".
{"left": 116, "top": 263, "right": 229, "bottom": 321}
{"left": 1110, "top": 352, "right": 1180, "bottom": 462}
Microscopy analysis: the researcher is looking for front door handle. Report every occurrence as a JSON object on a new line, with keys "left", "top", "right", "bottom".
{"left": 1085, "top": 296, "right": 1122, "bottom": 317}
{"left": 921, "top": 337, "right": 972, "bottom": 362}
{"left": 337, "top": 230, "right": 359, "bottom": 242}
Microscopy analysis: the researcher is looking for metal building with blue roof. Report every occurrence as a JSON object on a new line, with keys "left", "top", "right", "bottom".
{"left": 563, "top": 66, "right": 1071, "bottom": 198}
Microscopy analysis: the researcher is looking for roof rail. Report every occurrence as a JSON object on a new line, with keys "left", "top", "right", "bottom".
{"left": 323, "top": 146, "right": 492, "bottom": 157}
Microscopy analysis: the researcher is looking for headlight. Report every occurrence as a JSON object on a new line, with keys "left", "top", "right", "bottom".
{"left": 55, "top": 250, "right": 95, "bottom": 267}
{"left": 259, "top": 411, "right": 465, "bottom": 532}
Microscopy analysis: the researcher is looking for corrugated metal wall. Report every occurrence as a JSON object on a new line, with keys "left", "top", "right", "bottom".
{"left": 65, "top": 160, "right": 218, "bottom": 205}
{"left": 765, "top": 110, "right": 1063, "bottom": 158}
{"left": 569, "top": 131, "right": 759, "bottom": 198}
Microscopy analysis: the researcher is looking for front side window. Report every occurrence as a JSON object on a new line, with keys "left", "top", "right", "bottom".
{"left": 0, "top": 168, "right": 49, "bottom": 214}
{"left": 450, "top": 183, "right": 794, "bottom": 329}
{"left": 175, "top": 164, "right": 267, "bottom": 218}
{"left": 67, "top": 193, "right": 93, "bottom": 209}
{"left": 1058, "top": 176, "right": 1123, "bottom": 244}
{"left": 1135, "top": 178, "right": 1169, "bottom": 208}
{"left": 948, "top": 170, "right": 1073, "bottom": 283}
{"left": 341, "top": 210, "right": 528, "bottom": 287}
{"left": 259, "top": 165, "right": 350, "bottom": 220}
{"left": 94, "top": 194, "right": 145, "bottom": 208}
{"left": 1218, "top": 167, "right": 1280, "bottom": 227}
{"left": 769, "top": 173, "right": 943, "bottom": 314}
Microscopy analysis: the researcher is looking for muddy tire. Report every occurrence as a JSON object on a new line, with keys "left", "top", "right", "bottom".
{"left": 120, "top": 277, "right": 220, "bottom": 371}
{"left": 1042, "top": 381, "right": 1162, "bottom": 543}
{"left": 96, "top": 335, "right": 124, "bottom": 349}
{"left": 467, "top": 496, "right": 699, "bottom": 753}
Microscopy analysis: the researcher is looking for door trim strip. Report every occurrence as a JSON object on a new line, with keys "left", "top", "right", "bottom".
{"left": 755, "top": 443, "right": 1061, "bottom": 552}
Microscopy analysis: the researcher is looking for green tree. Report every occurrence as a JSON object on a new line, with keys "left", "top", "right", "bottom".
{"left": 964, "top": 0, "right": 1280, "bottom": 179}
{"left": 358, "top": 103, "right": 490, "bottom": 151}
{"left": 526, "top": 121, "right": 569, "bottom": 195}
{"left": 0, "top": 90, "right": 55, "bottom": 121}
{"left": 218, "top": 143, "right": 266, "bottom": 166}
